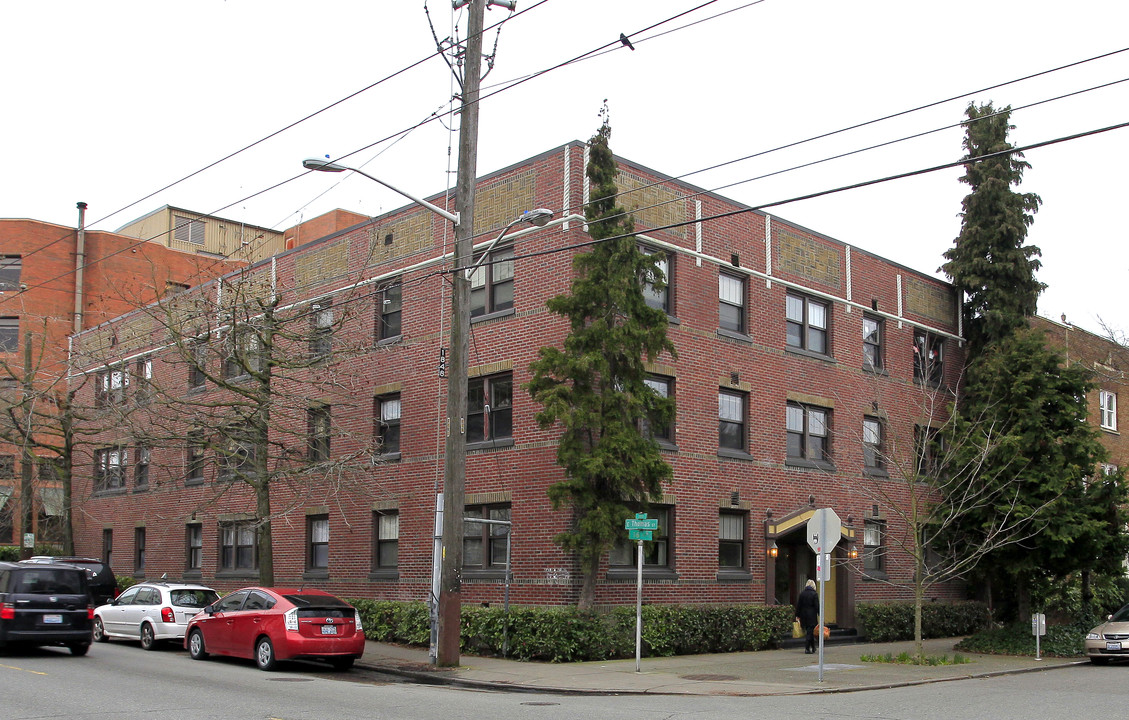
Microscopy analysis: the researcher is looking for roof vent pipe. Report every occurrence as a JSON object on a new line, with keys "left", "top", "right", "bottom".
{"left": 74, "top": 202, "right": 88, "bottom": 333}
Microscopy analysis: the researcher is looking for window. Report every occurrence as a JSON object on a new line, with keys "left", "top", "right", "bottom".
{"left": 863, "top": 315, "right": 883, "bottom": 370}
{"left": 134, "top": 445, "right": 150, "bottom": 489}
{"left": 134, "top": 527, "right": 146, "bottom": 574}
{"left": 463, "top": 504, "right": 510, "bottom": 569}
{"left": 224, "top": 327, "right": 260, "bottom": 378}
{"left": 642, "top": 376, "right": 673, "bottom": 443}
{"left": 375, "top": 394, "right": 401, "bottom": 455}
{"left": 718, "top": 272, "right": 746, "bottom": 334}
{"left": 863, "top": 417, "right": 884, "bottom": 472}
{"left": 219, "top": 521, "right": 257, "bottom": 571}
{"left": 186, "top": 524, "right": 203, "bottom": 572}
{"left": 310, "top": 299, "right": 334, "bottom": 359}
{"left": 219, "top": 430, "right": 255, "bottom": 480}
{"left": 189, "top": 341, "right": 207, "bottom": 389}
{"left": 377, "top": 281, "right": 402, "bottom": 340}
{"left": 786, "top": 403, "right": 831, "bottom": 465}
{"left": 640, "top": 245, "right": 671, "bottom": 314}
{"left": 0, "top": 318, "right": 17, "bottom": 353}
{"left": 1100, "top": 390, "right": 1117, "bottom": 431}
{"left": 173, "top": 216, "right": 205, "bottom": 245}
{"left": 134, "top": 356, "right": 152, "bottom": 404}
{"left": 468, "top": 373, "right": 512, "bottom": 444}
{"left": 0, "top": 455, "right": 13, "bottom": 478}
{"left": 373, "top": 511, "right": 399, "bottom": 570}
{"left": 786, "top": 293, "right": 829, "bottom": 354}
{"left": 863, "top": 519, "right": 885, "bottom": 573}
{"left": 186, "top": 430, "right": 206, "bottom": 483}
{"left": 611, "top": 506, "right": 671, "bottom": 568}
{"left": 38, "top": 457, "right": 60, "bottom": 483}
{"left": 913, "top": 330, "right": 944, "bottom": 384}
{"left": 94, "top": 447, "right": 126, "bottom": 491}
{"left": 0, "top": 256, "right": 21, "bottom": 291}
{"left": 915, "top": 425, "right": 943, "bottom": 477}
{"left": 469, "top": 246, "right": 514, "bottom": 317}
{"left": 102, "top": 529, "right": 113, "bottom": 566}
{"left": 95, "top": 364, "right": 128, "bottom": 407}
{"left": 307, "top": 515, "right": 329, "bottom": 570}
{"left": 308, "top": 404, "right": 331, "bottom": 462}
{"left": 719, "top": 511, "right": 746, "bottom": 569}
{"left": 718, "top": 390, "right": 747, "bottom": 452}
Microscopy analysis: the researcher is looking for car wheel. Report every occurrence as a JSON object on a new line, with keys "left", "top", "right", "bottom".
{"left": 188, "top": 629, "right": 208, "bottom": 660}
{"left": 255, "top": 636, "right": 277, "bottom": 671}
{"left": 140, "top": 623, "right": 157, "bottom": 651}
{"left": 92, "top": 618, "right": 108, "bottom": 643}
{"left": 329, "top": 656, "right": 355, "bottom": 671}
{"left": 1091, "top": 656, "right": 1111, "bottom": 665}
{"left": 69, "top": 643, "right": 90, "bottom": 656}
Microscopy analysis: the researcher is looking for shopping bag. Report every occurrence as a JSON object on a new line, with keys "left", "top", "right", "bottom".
{"left": 792, "top": 621, "right": 803, "bottom": 639}
{"left": 822, "top": 625, "right": 831, "bottom": 639}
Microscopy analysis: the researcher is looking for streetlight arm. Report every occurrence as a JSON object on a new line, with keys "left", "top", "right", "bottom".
{"left": 302, "top": 158, "right": 460, "bottom": 227}
{"left": 462, "top": 208, "right": 556, "bottom": 279}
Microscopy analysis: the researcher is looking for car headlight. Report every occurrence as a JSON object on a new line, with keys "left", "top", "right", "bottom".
{"left": 1087, "top": 632, "right": 1101, "bottom": 640}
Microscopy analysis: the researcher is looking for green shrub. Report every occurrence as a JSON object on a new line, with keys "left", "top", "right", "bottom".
{"left": 955, "top": 618, "right": 1090, "bottom": 657}
{"left": 856, "top": 601, "right": 991, "bottom": 642}
{"left": 116, "top": 575, "right": 138, "bottom": 592}
{"left": 0, "top": 546, "right": 19, "bottom": 561}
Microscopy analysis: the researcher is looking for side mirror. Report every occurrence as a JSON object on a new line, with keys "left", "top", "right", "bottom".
{"left": 1109, "top": 614, "right": 1114, "bottom": 621}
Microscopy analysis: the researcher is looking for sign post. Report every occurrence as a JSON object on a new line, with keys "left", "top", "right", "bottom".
{"left": 806, "top": 508, "right": 842, "bottom": 683}
{"left": 624, "top": 513, "right": 658, "bottom": 673}
{"left": 1032, "top": 612, "right": 1047, "bottom": 661}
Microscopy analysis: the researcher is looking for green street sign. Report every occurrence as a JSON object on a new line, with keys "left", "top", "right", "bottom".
{"left": 624, "top": 518, "right": 659, "bottom": 530}
{"left": 628, "top": 529, "right": 653, "bottom": 541}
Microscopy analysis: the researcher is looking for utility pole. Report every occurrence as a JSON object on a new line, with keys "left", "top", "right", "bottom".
{"left": 438, "top": 0, "right": 486, "bottom": 667}
{"left": 19, "top": 331, "right": 34, "bottom": 560}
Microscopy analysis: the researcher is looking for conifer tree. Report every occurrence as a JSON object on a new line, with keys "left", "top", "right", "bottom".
{"left": 527, "top": 110, "right": 676, "bottom": 609}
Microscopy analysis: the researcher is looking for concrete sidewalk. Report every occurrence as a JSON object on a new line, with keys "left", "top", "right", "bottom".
{"left": 355, "top": 637, "right": 1083, "bottom": 696}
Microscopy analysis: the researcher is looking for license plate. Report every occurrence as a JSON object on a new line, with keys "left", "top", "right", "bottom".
{"left": 320, "top": 624, "right": 338, "bottom": 635}
{"left": 1107, "top": 641, "right": 1122, "bottom": 651}
{"left": 43, "top": 614, "right": 63, "bottom": 624}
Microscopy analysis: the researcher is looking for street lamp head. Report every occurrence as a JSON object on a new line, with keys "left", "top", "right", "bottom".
{"left": 303, "top": 157, "right": 350, "bottom": 173}
{"left": 522, "top": 208, "right": 554, "bottom": 227}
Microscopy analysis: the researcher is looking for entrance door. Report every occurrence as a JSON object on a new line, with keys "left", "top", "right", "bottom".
{"left": 774, "top": 532, "right": 838, "bottom": 624}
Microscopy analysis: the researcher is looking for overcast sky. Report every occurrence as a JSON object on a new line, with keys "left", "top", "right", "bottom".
{"left": 3, "top": 0, "right": 1127, "bottom": 336}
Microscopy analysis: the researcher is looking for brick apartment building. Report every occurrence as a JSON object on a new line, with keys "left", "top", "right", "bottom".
{"left": 0, "top": 207, "right": 242, "bottom": 549}
{"left": 68, "top": 143, "right": 966, "bottom": 625}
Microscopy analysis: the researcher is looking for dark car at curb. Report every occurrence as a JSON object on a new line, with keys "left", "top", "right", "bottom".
{"left": 21, "top": 556, "right": 118, "bottom": 606}
{"left": 0, "top": 561, "right": 94, "bottom": 655}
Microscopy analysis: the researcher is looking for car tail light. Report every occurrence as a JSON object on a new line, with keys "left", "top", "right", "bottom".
{"left": 161, "top": 607, "right": 175, "bottom": 623}
{"left": 284, "top": 607, "right": 298, "bottom": 632}
{"left": 1, "top": 603, "right": 14, "bottom": 620}
{"left": 354, "top": 609, "right": 363, "bottom": 632}
{"left": 87, "top": 606, "right": 95, "bottom": 620}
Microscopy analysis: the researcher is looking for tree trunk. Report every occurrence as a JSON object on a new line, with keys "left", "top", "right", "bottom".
{"left": 577, "top": 557, "right": 597, "bottom": 611}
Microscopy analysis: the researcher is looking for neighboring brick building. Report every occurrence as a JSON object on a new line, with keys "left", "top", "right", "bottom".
{"left": 68, "top": 143, "right": 965, "bottom": 626}
{"left": 1032, "top": 315, "right": 1129, "bottom": 472}
{"left": 0, "top": 207, "right": 242, "bottom": 549}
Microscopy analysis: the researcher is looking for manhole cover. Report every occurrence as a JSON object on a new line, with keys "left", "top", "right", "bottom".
{"left": 268, "top": 677, "right": 315, "bottom": 682}
{"left": 679, "top": 674, "right": 740, "bottom": 681}
{"left": 520, "top": 702, "right": 561, "bottom": 706}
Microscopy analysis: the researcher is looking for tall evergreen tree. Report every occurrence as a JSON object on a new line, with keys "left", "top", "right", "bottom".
{"left": 942, "top": 102, "right": 1043, "bottom": 354}
{"left": 527, "top": 112, "right": 676, "bottom": 610}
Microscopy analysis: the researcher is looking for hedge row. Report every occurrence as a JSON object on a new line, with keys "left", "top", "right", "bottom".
{"left": 347, "top": 600, "right": 794, "bottom": 662}
{"left": 856, "top": 601, "right": 992, "bottom": 642}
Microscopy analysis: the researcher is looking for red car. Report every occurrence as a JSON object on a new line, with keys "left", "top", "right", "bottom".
{"left": 184, "top": 587, "right": 364, "bottom": 671}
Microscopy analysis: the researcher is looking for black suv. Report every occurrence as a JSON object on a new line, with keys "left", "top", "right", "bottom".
{"left": 0, "top": 561, "right": 93, "bottom": 655}
{"left": 23, "top": 556, "right": 118, "bottom": 606}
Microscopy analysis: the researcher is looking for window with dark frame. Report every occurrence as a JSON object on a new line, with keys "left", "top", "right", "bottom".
{"left": 186, "top": 430, "right": 206, "bottom": 483}
{"left": 0, "top": 317, "right": 17, "bottom": 353}
{"left": 467, "top": 373, "right": 512, "bottom": 443}
{"left": 378, "top": 281, "right": 402, "bottom": 340}
{"left": 219, "top": 521, "right": 257, "bottom": 571}
{"left": 863, "top": 315, "right": 883, "bottom": 369}
{"left": 375, "top": 394, "right": 401, "bottom": 455}
{"left": 719, "top": 511, "right": 746, "bottom": 569}
{"left": 718, "top": 272, "right": 746, "bottom": 334}
{"left": 0, "top": 256, "right": 21, "bottom": 291}
{"left": 640, "top": 245, "right": 671, "bottom": 314}
{"left": 718, "top": 389, "right": 746, "bottom": 452}
{"left": 189, "top": 341, "right": 207, "bottom": 389}
{"left": 307, "top": 515, "right": 329, "bottom": 570}
{"left": 915, "top": 425, "right": 944, "bottom": 478}
{"left": 913, "top": 330, "right": 944, "bottom": 384}
{"left": 307, "top": 404, "right": 331, "bottom": 462}
{"left": 95, "top": 364, "right": 128, "bottom": 408}
{"left": 862, "top": 417, "right": 884, "bottom": 471}
{"left": 785, "top": 293, "right": 829, "bottom": 354}
{"left": 134, "top": 356, "right": 152, "bottom": 403}
{"left": 373, "top": 511, "right": 399, "bottom": 570}
{"left": 224, "top": 326, "right": 260, "bottom": 378}
{"left": 134, "top": 445, "right": 150, "bottom": 489}
{"left": 863, "top": 519, "right": 885, "bottom": 572}
{"left": 469, "top": 246, "right": 514, "bottom": 317}
{"left": 0, "top": 455, "right": 13, "bottom": 478}
{"left": 186, "top": 524, "right": 203, "bottom": 572}
{"left": 134, "top": 527, "right": 146, "bottom": 573}
{"left": 102, "top": 528, "right": 113, "bottom": 566}
{"left": 94, "top": 447, "right": 126, "bottom": 491}
{"left": 219, "top": 431, "right": 255, "bottom": 480}
{"left": 611, "top": 506, "right": 671, "bottom": 568}
{"left": 786, "top": 402, "right": 831, "bottom": 464}
{"left": 642, "top": 376, "right": 673, "bottom": 443}
{"left": 310, "top": 299, "right": 334, "bottom": 359}
{"left": 463, "top": 504, "right": 510, "bottom": 569}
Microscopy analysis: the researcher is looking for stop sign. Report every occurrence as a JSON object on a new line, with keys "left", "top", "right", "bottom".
{"left": 806, "top": 508, "right": 842, "bottom": 554}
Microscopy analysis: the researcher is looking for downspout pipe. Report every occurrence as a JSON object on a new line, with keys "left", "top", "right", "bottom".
{"left": 73, "top": 202, "right": 87, "bottom": 333}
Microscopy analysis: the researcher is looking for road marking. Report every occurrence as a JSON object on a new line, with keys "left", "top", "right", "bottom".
{"left": 0, "top": 663, "right": 48, "bottom": 675}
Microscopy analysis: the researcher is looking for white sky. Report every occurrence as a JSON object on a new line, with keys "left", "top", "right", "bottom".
{"left": 3, "top": 0, "right": 1127, "bottom": 335}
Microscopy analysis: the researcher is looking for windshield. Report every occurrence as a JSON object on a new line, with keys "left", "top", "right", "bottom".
{"left": 1110, "top": 604, "right": 1129, "bottom": 623}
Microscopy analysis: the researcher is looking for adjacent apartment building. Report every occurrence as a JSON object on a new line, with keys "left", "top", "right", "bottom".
{"left": 68, "top": 143, "right": 966, "bottom": 627}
